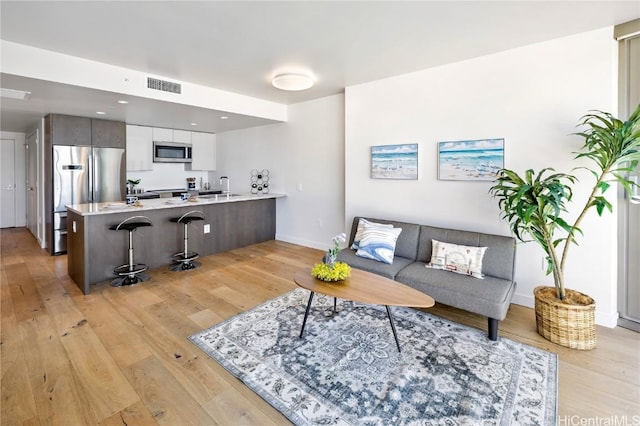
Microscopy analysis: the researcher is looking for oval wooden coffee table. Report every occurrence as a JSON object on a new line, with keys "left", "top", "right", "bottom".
{"left": 294, "top": 268, "right": 435, "bottom": 352}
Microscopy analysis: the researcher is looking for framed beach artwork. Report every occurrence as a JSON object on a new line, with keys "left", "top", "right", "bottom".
{"left": 438, "top": 138, "right": 504, "bottom": 181}
{"left": 371, "top": 144, "right": 418, "bottom": 180}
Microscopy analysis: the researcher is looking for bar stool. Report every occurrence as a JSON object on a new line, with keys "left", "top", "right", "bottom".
{"left": 170, "top": 210, "right": 205, "bottom": 271}
{"left": 109, "top": 216, "right": 153, "bottom": 287}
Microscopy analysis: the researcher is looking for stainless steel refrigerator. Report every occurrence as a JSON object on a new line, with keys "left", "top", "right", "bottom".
{"left": 50, "top": 145, "right": 124, "bottom": 254}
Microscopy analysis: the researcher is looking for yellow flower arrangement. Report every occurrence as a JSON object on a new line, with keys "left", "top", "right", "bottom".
{"left": 311, "top": 261, "right": 351, "bottom": 282}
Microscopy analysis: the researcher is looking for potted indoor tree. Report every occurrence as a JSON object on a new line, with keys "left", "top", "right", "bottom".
{"left": 489, "top": 104, "right": 640, "bottom": 350}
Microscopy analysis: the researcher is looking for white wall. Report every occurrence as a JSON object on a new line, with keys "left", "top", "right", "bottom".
{"left": 345, "top": 27, "right": 619, "bottom": 326}
{"left": 217, "top": 94, "right": 345, "bottom": 250}
{"left": 0, "top": 131, "right": 27, "bottom": 227}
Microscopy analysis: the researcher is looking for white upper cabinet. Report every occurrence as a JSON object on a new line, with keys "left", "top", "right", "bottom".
{"left": 152, "top": 127, "right": 173, "bottom": 142}
{"left": 152, "top": 127, "right": 192, "bottom": 144}
{"left": 126, "top": 125, "right": 153, "bottom": 171}
{"left": 189, "top": 132, "right": 216, "bottom": 171}
{"left": 127, "top": 126, "right": 214, "bottom": 171}
{"left": 173, "top": 130, "right": 192, "bottom": 144}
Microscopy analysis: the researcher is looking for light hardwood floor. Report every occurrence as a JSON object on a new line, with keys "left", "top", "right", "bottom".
{"left": 2, "top": 227, "right": 639, "bottom": 425}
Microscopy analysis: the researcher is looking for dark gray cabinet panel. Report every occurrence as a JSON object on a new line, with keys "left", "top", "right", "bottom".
{"left": 67, "top": 199, "right": 277, "bottom": 294}
{"left": 46, "top": 114, "right": 92, "bottom": 146}
{"left": 92, "top": 119, "right": 126, "bottom": 148}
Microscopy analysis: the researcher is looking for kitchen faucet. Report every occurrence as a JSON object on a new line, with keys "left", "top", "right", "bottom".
{"left": 220, "top": 176, "right": 230, "bottom": 194}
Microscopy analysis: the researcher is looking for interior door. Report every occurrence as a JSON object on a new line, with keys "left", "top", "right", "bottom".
{"left": 622, "top": 166, "right": 640, "bottom": 329}
{"left": 26, "top": 131, "right": 38, "bottom": 237}
{"left": 617, "top": 25, "right": 640, "bottom": 331}
{"left": 1, "top": 138, "right": 16, "bottom": 228}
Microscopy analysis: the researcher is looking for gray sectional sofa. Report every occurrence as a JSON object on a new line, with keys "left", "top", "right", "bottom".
{"left": 336, "top": 216, "right": 517, "bottom": 340}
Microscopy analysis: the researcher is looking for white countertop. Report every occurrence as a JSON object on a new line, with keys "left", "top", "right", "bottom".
{"left": 66, "top": 193, "right": 286, "bottom": 216}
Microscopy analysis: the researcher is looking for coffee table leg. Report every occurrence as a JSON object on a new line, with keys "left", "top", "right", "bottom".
{"left": 333, "top": 297, "right": 337, "bottom": 313}
{"left": 300, "top": 291, "right": 315, "bottom": 338}
{"left": 385, "top": 305, "right": 401, "bottom": 352}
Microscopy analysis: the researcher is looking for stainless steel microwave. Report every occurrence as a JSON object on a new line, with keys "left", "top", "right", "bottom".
{"left": 153, "top": 141, "right": 192, "bottom": 163}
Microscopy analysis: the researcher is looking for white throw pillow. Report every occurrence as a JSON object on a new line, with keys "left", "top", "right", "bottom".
{"left": 426, "top": 239, "right": 487, "bottom": 279}
{"left": 351, "top": 218, "right": 393, "bottom": 250}
{"left": 355, "top": 225, "right": 403, "bottom": 264}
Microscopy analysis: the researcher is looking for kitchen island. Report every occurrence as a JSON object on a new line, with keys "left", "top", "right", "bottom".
{"left": 66, "top": 193, "right": 285, "bottom": 294}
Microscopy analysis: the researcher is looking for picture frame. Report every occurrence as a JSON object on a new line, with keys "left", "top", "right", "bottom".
{"left": 371, "top": 143, "right": 418, "bottom": 180}
{"left": 438, "top": 138, "right": 504, "bottom": 181}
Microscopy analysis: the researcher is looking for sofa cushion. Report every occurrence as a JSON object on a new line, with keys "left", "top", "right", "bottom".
{"left": 396, "top": 261, "right": 516, "bottom": 320}
{"left": 347, "top": 217, "right": 421, "bottom": 261}
{"left": 427, "top": 239, "right": 487, "bottom": 279}
{"left": 355, "top": 225, "right": 403, "bottom": 264}
{"left": 416, "top": 225, "right": 515, "bottom": 281}
{"left": 336, "top": 249, "right": 413, "bottom": 279}
{"left": 350, "top": 218, "right": 393, "bottom": 250}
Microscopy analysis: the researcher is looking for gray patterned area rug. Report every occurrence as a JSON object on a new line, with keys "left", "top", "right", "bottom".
{"left": 189, "top": 288, "right": 557, "bottom": 425}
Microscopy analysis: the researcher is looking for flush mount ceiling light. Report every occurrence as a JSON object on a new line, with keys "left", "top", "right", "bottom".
{"left": 272, "top": 73, "right": 314, "bottom": 91}
{"left": 1, "top": 88, "right": 31, "bottom": 100}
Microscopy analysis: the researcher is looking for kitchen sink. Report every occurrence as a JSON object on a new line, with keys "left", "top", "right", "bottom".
{"left": 198, "top": 193, "right": 243, "bottom": 199}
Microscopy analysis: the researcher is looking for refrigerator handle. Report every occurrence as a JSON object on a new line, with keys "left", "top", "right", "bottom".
{"left": 93, "top": 153, "right": 100, "bottom": 202}
{"left": 87, "top": 154, "right": 94, "bottom": 202}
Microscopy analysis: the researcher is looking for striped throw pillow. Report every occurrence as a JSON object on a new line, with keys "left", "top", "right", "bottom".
{"left": 355, "top": 224, "right": 403, "bottom": 264}
{"left": 350, "top": 218, "right": 393, "bottom": 250}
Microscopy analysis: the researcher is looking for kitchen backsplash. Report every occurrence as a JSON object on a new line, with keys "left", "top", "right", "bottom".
{"left": 127, "top": 163, "right": 216, "bottom": 191}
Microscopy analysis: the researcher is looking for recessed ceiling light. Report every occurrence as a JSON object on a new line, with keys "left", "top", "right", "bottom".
{"left": 96, "top": 111, "right": 106, "bottom": 115}
{"left": 1, "top": 88, "right": 31, "bottom": 100}
{"left": 190, "top": 122, "right": 198, "bottom": 126}
{"left": 117, "top": 100, "right": 128, "bottom": 104}
{"left": 272, "top": 73, "right": 314, "bottom": 91}
{"left": 220, "top": 116, "right": 229, "bottom": 120}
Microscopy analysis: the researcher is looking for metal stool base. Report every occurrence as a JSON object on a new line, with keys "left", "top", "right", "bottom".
{"left": 111, "top": 273, "right": 150, "bottom": 287}
{"left": 170, "top": 260, "right": 201, "bottom": 271}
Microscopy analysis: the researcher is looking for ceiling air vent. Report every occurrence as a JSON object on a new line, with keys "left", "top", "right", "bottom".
{"left": 147, "top": 77, "right": 181, "bottom": 94}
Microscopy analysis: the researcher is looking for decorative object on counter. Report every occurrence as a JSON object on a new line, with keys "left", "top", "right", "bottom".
{"left": 250, "top": 169, "right": 270, "bottom": 194}
{"left": 199, "top": 177, "right": 211, "bottom": 191}
{"left": 312, "top": 233, "right": 350, "bottom": 282}
{"left": 186, "top": 177, "right": 197, "bottom": 190}
{"left": 126, "top": 179, "right": 141, "bottom": 194}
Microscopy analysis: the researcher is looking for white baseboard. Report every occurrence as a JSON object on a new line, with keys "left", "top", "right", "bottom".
{"left": 275, "top": 233, "right": 325, "bottom": 251}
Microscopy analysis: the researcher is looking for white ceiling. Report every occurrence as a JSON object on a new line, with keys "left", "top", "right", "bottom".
{"left": 1, "top": 1, "right": 638, "bottom": 133}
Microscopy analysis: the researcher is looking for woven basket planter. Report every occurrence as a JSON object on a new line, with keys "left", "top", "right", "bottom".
{"left": 534, "top": 286, "right": 596, "bottom": 350}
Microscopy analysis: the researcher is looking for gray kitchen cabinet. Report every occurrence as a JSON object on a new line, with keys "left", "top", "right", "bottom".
{"left": 126, "top": 125, "right": 153, "bottom": 171}
{"left": 46, "top": 114, "right": 91, "bottom": 146}
{"left": 189, "top": 131, "right": 216, "bottom": 171}
{"left": 67, "top": 197, "right": 276, "bottom": 294}
{"left": 92, "top": 118, "right": 126, "bottom": 148}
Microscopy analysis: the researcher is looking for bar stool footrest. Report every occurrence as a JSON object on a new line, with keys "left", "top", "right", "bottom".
{"left": 172, "top": 252, "right": 200, "bottom": 262}
{"left": 114, "top": 263, "right": 149, "bottom": 276}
